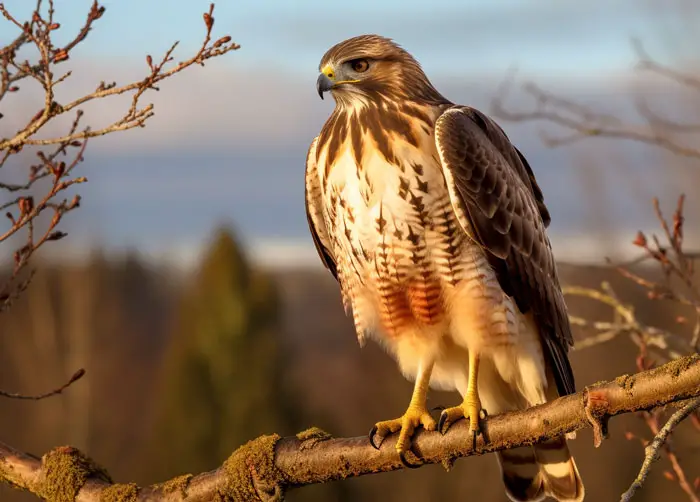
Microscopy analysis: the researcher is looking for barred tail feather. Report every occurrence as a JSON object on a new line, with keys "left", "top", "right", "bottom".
{"left": 533, "top": 436, "right": 584, "bottom": 502}
{"left": 497, "top": 436, "right": 584, "bottom": 502}
{"left": 498, "top": 446, "right": 546, "bottom": 502}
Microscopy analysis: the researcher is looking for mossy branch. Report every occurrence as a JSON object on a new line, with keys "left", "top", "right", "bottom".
{"left": 1, "top": 354, "right": 699, "bottom": 501}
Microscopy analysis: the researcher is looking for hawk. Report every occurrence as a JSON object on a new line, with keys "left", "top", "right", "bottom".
{"left": 305, "top": 35, "right": 584, "bottom": 502}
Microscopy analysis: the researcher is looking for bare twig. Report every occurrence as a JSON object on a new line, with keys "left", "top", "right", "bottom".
{"left": 0, "top": 368, "right": 84, "bottom": 400}
{"left": 620, "top": 396, "right": 700, "bottom": 502}
{"left": 567, "top": 283, "right": 691, "bottom": 360}
{"left": 0, "top": 3, "right": 240, "bottom": 151}
{"left": 490, "top": 41, "right": 700, "bottom": 159}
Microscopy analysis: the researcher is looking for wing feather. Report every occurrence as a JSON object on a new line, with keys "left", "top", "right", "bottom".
{"left": 435, "top": 106, "right": 575, "bottom": 396}
{"left": 305, "top": 136, "right": 338, "bottom": 281}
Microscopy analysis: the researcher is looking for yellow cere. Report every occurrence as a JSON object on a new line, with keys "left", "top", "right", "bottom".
{"left": 321, "top": 64, "right": 335, "bottom": 80}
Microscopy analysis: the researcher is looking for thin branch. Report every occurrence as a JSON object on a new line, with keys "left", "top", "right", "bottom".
{"left": 0, "top": 3, "right": 240, "bottom": 151}
{"left": 490, "top": 41, "right": 700, "bottom": 159}
{"left": 620, "top": 396, "right": 700, "bottom": 502}
{"left": 567, "top": 284, "right": 691, "bottom": 359}
{"left": 1, "top": 355, "right": 699, "bottom": 501}
{"left": 0, "top": 368, "right": 84, "bottom": 400}
{"left": 632, "top": 38, "right": 700, "bottom": 91}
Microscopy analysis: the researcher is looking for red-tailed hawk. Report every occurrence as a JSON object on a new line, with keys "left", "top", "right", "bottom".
{"left": 305, "top": 34, "right": 584, "bottom": 502}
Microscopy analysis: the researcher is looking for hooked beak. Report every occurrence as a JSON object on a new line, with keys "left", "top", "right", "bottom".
{"left": 316, "top": 73, "right": 333, "bottom": 100}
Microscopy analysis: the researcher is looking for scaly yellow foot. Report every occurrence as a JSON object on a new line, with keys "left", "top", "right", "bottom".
{"left": 437, "top": 392, "right": 487, "bottom": 448}
{"left": 368, "top": 361, "right": 435, "bottom": 467}
{"left": 438, "top": 351, "right": 487, "bottom": 449}
{"left": 369, "top": 405, "right": 436, "bottom": 453}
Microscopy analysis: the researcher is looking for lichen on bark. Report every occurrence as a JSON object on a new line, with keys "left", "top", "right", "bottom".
{"left": 220, "top": 434, "right": 283, "bottom": 501}
{"left": 37, "top": 446, "right": 112, "bottom": 502}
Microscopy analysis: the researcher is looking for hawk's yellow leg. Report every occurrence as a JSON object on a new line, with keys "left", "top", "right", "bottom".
{"left": 369, "top": 361, "right": 436, "bottom": 464}
{"left": 438, "top": 350, "right": 486, "bottom": 448}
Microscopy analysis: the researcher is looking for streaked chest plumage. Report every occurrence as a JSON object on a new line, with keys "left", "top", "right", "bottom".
{"left": 312, "top": 103, "right": 508, "bottom": 343}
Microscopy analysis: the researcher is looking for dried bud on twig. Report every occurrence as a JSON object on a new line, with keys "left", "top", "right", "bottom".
{"left": 18, "top": 197, "right": 33, "bottom": 217}
{"left": 53, "top": 49, "right": 69, "bottom": 63}
{"left": 90, "top": 3, "right": 106, "bottom": 20}
{"left": 633, "top": 231, "right": 647, "bottom": 247}
{"left": 203, "top": 12, "right": 214, "bottom": 31}
{"left": 68, "top": 195, "right": 81, "bottom": 209}
{"left": 213, "top": 35, "right": 231, "bottom": 48}
{"left": 46, "top": 231, "right": 67, "bottom": 241}
{"left": 50, "top": 161, "right": 66, "bottom": 178}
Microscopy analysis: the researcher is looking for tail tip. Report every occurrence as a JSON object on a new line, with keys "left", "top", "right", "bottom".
{"left": 502, "top": 457, "right": 585, "bottom": 502}
{"left": 542, "top": 457, "right": 585, "bottom": 502}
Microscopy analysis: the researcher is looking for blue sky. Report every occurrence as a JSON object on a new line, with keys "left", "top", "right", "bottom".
{"left": 1, "top": 0, "right": 698, "bottom": 267}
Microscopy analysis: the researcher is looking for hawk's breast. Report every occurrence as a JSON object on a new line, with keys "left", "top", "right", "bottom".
{"left": 317, "top": 113, "right": 496, "bottom": 341}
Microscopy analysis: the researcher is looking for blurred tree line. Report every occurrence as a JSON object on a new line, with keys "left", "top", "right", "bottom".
{"left": 153, "top": 228, "right": 288, "bottom": 477}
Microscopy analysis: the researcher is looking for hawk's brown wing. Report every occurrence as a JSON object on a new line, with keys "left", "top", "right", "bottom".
{"left": 305, "top": 136, "right": 338, "bottom": 281}
{"left": 434, "top": 106, "right": 575, "bottom": 396}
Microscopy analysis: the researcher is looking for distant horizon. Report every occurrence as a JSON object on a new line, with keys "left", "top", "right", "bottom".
{"left": 32, "top": 227, "right": 700, "bottom": 272}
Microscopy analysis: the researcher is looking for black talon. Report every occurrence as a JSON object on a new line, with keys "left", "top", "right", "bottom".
{"left": 368, "top": 425, "right": 381, "bottom": 450}
{"left": 431, "top": 405, "right": 446, "bottom": 412}
{"left": 399, "top": 450, "right": 423, "bottom": 469}
{"left": 438, "top": 411, "right": 449, "bottom": 435}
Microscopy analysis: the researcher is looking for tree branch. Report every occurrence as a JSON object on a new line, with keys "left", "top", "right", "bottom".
{"left": 0, "top": 368, "right": 84, "bottom": 400}
{"left": 1, "top": 354, "right": 699, "bottom": 501}
{"left": 490, "top": 41, "right": 700, "bottom": 159}
{"left": 620, "top": 396, "right": 700, "bottom": 502}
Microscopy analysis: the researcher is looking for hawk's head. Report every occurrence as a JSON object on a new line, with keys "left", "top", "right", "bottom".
{"left": 316, "top": 35, "right": 444, "bottom": 105}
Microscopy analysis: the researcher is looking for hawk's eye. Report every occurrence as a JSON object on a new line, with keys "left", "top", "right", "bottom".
{"left": 349, "top": 58, "right": 369, "bottom": 73}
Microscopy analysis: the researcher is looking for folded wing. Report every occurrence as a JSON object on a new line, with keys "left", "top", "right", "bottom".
{"left": 434, "top": 106, "right": 575, "bottom": 397}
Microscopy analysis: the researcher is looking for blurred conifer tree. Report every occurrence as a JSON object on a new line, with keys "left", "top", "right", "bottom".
{"left": 152, "top": 225, "right": 287, "bottom": 476}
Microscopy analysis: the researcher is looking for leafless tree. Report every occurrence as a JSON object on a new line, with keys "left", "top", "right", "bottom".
{"left": 0, "top": 0, "right": 238, "bottom": 401}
